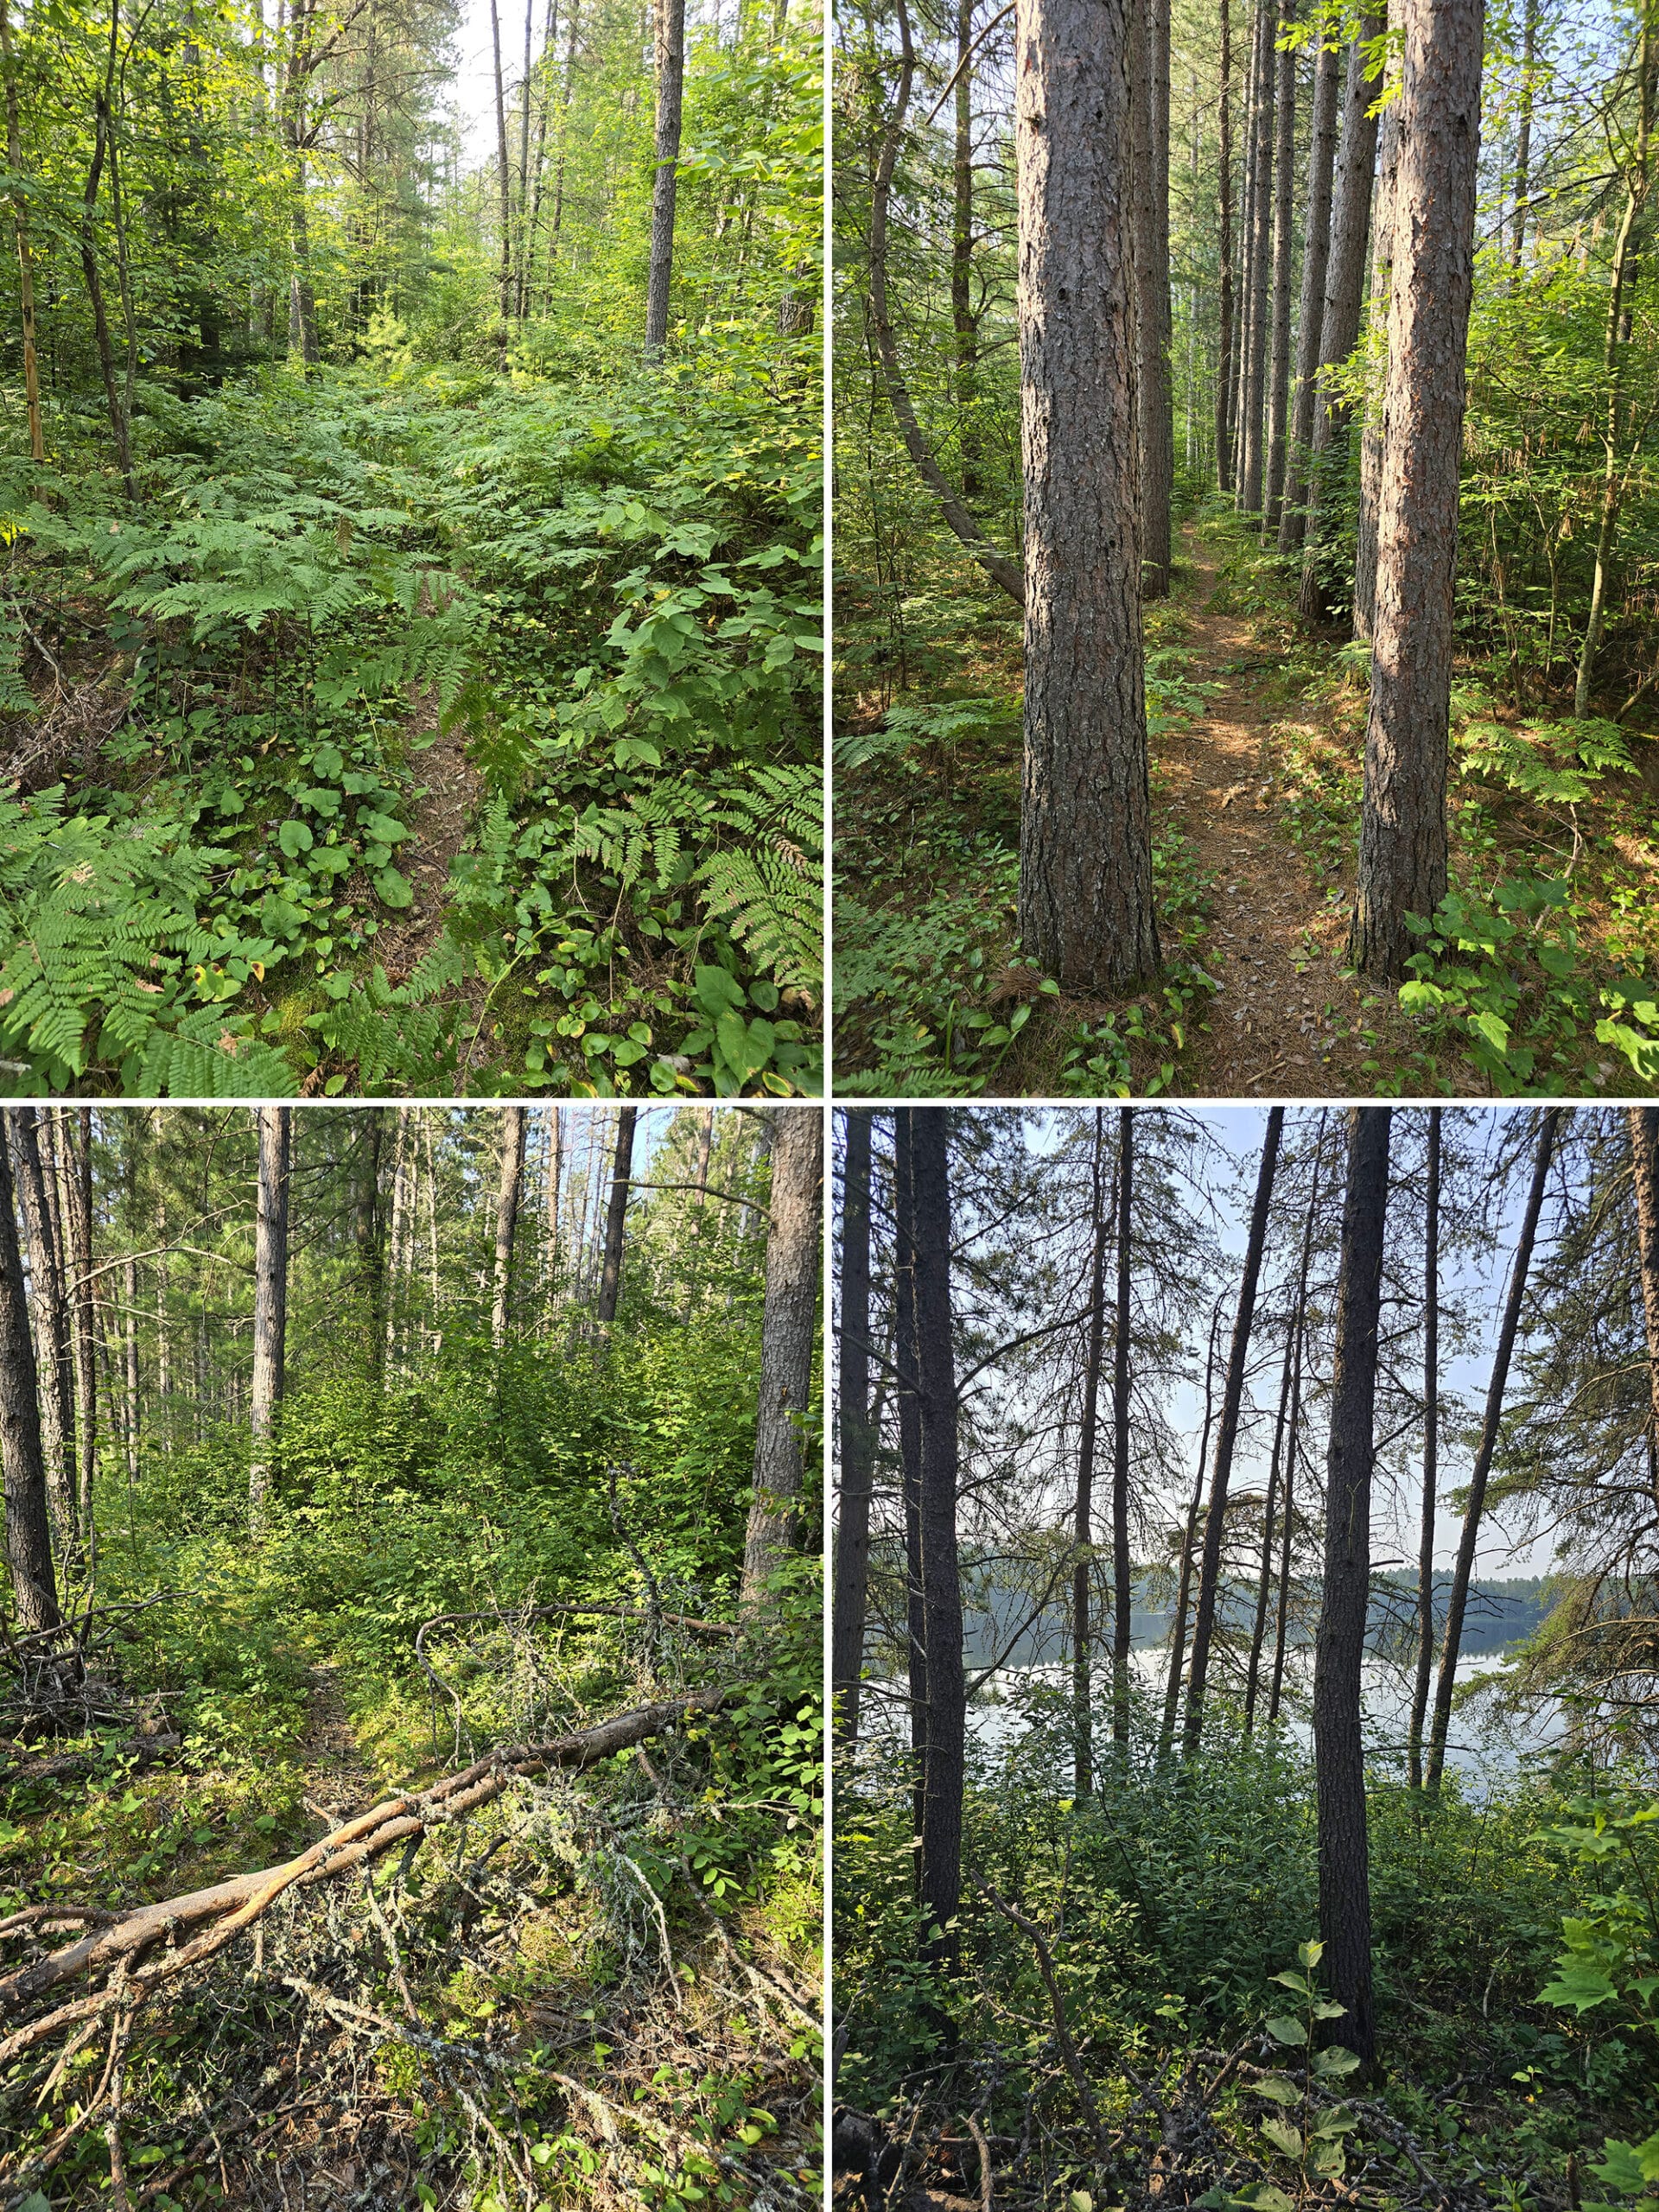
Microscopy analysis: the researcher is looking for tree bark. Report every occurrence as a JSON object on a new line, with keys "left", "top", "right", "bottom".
{"left": 1245, "top": 1141, "right": 1321, "bottom": 1732}
{"left": 832, "top": 1111, "right": 875, "bottom": 1741}
{"left": 894, "top": 1112, "right": 930, "bottom": 1867}
{"left": 1510, "top": 0, "right": 1536, "bottom": 270}
{"left": 907, "top": 1109, "right": 963, "bottom": 1973}
{"left": 1183, "top": 1107, "right": 1285, "bottom": 1750}
{"left": 1159, "top": 1297, "right": 1222, "bottom": 1761}
{"left": 1237, "top": 0, "right": 1275, "bottom": 512}
{"left": 0, "top": 1125, "right": 58, "bottom": 1631}
{"left": 1279, "top": 26, "right": 1340, "bottom": 552}
{"left": 249, "top": 1106, "right": 291, "bottom": 1536}
{"left": 741, "top": 1109, "right": 823, "bottom": 1599}
{"left": 1353, "top": 63, "right": 1402, "bottom": 640}
{"left": 11, "top": 1111, "right": 75, "bottom": 1551}
{"left": 1296, "top": 15, "right": 1383, "bottom": 621}
{"left": 1632, "top": 1109, "right": 1659, "bottom": 1513}
{"left": 643, "top": 0, "right": 686, "bottom": 354}
{"left": 1110, "top": 1106, "right": 1134, "bottom": 1750}
{"left": 60, "top": 1110, "right": 97, "bottom": 1572}
{"left": 1072, "top": 1113, "right": 1109, "bottom": 1796}
{"left": 490, "top": 0, "right": 514, "bottom": 350}
{"left": 1406, "top": 1106, "right": 1440, "bottom": 1789}
{"left": 1014, "top": 0, "right": 1159, "bottom": 992}
{"left": 1135, "top": 0, "right": 1173, "bottom": 594}
{"left": 1349, "top": 0, "right": 1483, "bottom": 976}
{"left": 1425, "top": 1108, "right": 1556, "bottom": 1791}
{"left": 950, "top": 0, "right": 981, "bottom": 499}
{"left": 492, "top": 1107, "right": 527, "bottom": 1351}
{"left": 1313, "top": 1106, "right": 1390, "bottom": 2082}
{"left": 1214, "top": 0, "right": 1236, "bottom": 490}
{"left": 1262, "top": 0, "right": 1297, "bottom": 533}
{"left": 0, "top": 0, "right": 42, "bottom": 463}
{"left": 594, "top": 1107, "right": 637, "bottom": 1326}
{"left": 1266, "top": 1272, "right": 1304, "bottom": 1726}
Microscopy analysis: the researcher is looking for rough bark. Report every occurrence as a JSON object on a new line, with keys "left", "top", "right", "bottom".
{"left": 248, "top": 1106, "right": 291, "bottom": 1535}
{"left": 1072, "top": 1113, "right": 1109, "bottom": 1796}
{"left": 1183, "top": 1107, "right": 1286, "bottom": 1751}
{"left": 1014, "top": 0, "right": 1159, "bottom": 992}
{"left": 1110, "top": 1107, "right": 1134, "bottom": 1751}
{"left": 1159, "top": 1298, "right": 1222, "bottom": 1762}
{"left": 1245, "top": 1142, "right": 1321, "bottom": 1732}
{"left": 0, "top": 1125, "right": 56, "bottom": 1631}
{"left": 832, "top": 1112, "right": 875, "bottom": 1742}
{"left": 594, "top": 1107, "right": 637, "bottom": 1326}
{"left": 1279, "top": 25, "right": 1340, "bottom": 552}
{"left": 10, "top": 1112, "right": 75, "bottom": 1550}
{"left": 1262, "top": 0, "right": 1297, "bottom": 532}
{"left": 1353, "top": 63, "right": 1402, "bottom": 640}
{"left": 0, "top": 0, "right": 42, "bottom": 462}
{"left": 1296, "top": 16, "right": 1383, "bottom": 620}
{"left": 1313, "top": 1106, "right": 1390, "bottom": 2082}
{"left": 741, "top": 1109, "right": 823, "bottom": 1600}
{"left": 1349, "top": 0, "right": 1483, "bottom": 976}
{"left": 1510, "top": 0, "right": 1536, "bottom": 269}
{"left": 490, "top": 0, "right": 514, "bottom": 344}
{"left": 950, "top": 0, "right": 982, "bottom": 499}
{"left": 1214, "top": 0, "right": 1236, "bottom": 489}
{"left": 1425, "top": 1108, "right": 1556, "bottom": 1791}
{"left": 1406, "top": 1107, "right": 1440, "bottom": 1789}
{"left": 60, "top": 1110, "right": 97, "bottom": 1569}
{"left": 1137, "top": 0, "right": 1173, "bottom": 594}
{"left": 643, "top": 0, "right": 685, "bottom": 353}
{"left": 1633, "top": 1109, "right": 1659, "bottom": 1514}
{"left": 492, "top": 1107, "right": 527, "bottom": 1351}
{"left": 1237, "top": 0, "right": 1275, "bottom": 512}
{"left": 894, "top": 1114, "right": 930, "bottom": 1865}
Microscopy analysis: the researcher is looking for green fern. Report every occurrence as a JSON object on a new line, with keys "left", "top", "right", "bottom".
{"left": 695, "top": 763, "right": 822, "bottom": 994}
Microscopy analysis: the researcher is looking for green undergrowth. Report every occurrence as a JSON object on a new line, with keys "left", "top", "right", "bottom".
{"left": 0, "top": 348, "right": 823, "bottom": 1097}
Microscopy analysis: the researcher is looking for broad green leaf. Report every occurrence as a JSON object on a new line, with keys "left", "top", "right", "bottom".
{"left": 1260, "top": 2118, "right": 1302, "bottom": 2158}
{"left": 374, "top": 867, "right": 413, "bottom": 910}
{"left": 278, "top": 818, "right": 314, "bottom": 858}
{"left": 1266, "top": 2016, "right": 1307, "bottom": 2046}
{"left": 1251, "top": 2076, "right": 1300, "bottom": 2107}
{"left": 1313, "top": 2045, "right": 1360, "bottom": 2077}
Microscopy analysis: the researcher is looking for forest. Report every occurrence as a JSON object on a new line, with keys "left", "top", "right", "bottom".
{"left": 0, "top": 0, "right": 823, "bottom": 1099}
{"left": 833, "top": 0, "right": 1659, "bottom": 1099}
{"left": 831, "top": 1103, "right": 1659, "bottom": 2208}
{"left": 0, "top": 1100, "right": 823, "bottom": 2206}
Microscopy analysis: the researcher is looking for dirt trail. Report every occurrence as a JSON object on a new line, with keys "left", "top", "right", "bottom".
{"left": 1156, "top": 529, "right": 1468, "bottom": 1098}
{"left": 299, "top": 1660, "right": 378, "bottom": 1832}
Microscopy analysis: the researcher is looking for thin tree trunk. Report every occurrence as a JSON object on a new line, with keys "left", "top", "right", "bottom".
{"left": 832, "top": 1111, "right": 875, "bottom": 1741}
{"left": 356, "top": 1112, "right": 386, "bottom": 1382}
{"left": 1214, "top": 0, "right": 1236, "bottom": 489}
{"left": 1296, "top": 15, "right": 1383, "bottom": 621}
{"left": 1425, "top": 1107, "right": 1556, "bottom": 1791}
{"left": 490, "top": 0, "right": 513, "bottom": 352}
{"left": 521, "top": 0, "right": 558, "bottom": 308}
{"left": 1015, "top": 0, "right": 1159, "bottom": 991}
{"left": 1349, "top": 0, "right": 1483, "bottom": 976}
{"left": 492, "top": 1107, "right": 527, "bottom": 1351}
{"left": 594, "top": 1107, "right": 637, "bottom": 1326}
{"left": 1266, "top": 1275, "right": 1304, "bottom": 1725}
{"left": 248, "top": 1106, "right": 291, "bottom": 1536}
{"left": 1238, "top": 0, "right": 1275, "bottom": 512}
{"left": 1279, "top": 25, "right": 1340, "bottom": 551}
{"left": 1353, "top": 60, "right": 1402, "bottom": 640}
{"left": 545, "top": 0, "right": 581, "bottom": 270}
{"left": 950, "top": 0, "right": 981, "bottom": 499}
{"left": 61, "top": 1110, "right": 97, "bottom": 1573}
{"left": 546, "top": 1107, "right": 564, "bottom": 1305}
{"left": 0, "top": 1127, "right": 58, "bottom": 1630}
{"left": 1510, "top": 0, "right": 1536, "bottom": 270}
{"left": 1183, "top": 1107, "right": 1286, "bottom": 1751}
{"left": 1136, "top": 0, "right": 1173, "bottom": 595}
{"left": 11, "top": 1111, "right": 75, "bottom": 1550}
{"left": 1262, "top": 0, "right": 1297, "bottom": 533}
{"left": 1110, "top": 1107, "right": 1134, "bottom": 1751}
{"left": 908, "top": 1109, "right": 963, "bottom": 1973}
{"left": 1231, "top": 0, "right": 1259, "bottom": 499}
{"left": 741, "top": 1109, "right": 823, "bottom": 1599}
{"left": 1159, "top": 1297, "right": 1223, "bottom": 1761}
{"left": 1245, "top": 1152, "right": 1320, "bottom": 1733}
{"left": 1632, "top": 1108, "right": 1659, "bottom": 1512}
{"left": 643, "top": 0, "right": 686, "bottom": 354}
{"left": 516, "top": 0, "right": 534, "bottom": 313}
{"left": 893, "top": 1112, "right": 929, "bottom": 1872}
{"left": 0, "top": 0, "right": 43, "bottom": 463}
{"left": 1313, "top": 1106, "right": 1390, "bottom": 2082}
{"left": 1072, "top": 1113, "right": 1109, "bottom": 1797}
{"left": 1406, "top": 1106, "right": 1440, "bottom": 1789}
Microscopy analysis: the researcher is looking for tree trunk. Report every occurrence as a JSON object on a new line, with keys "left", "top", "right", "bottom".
{"left": 1425, "top": 1107, "right": 1556, "bottom": 1791}
{"left": 1510, "top": 0, "right": 1536, "bottom": 270}
{"left": 1230, "top": 0, "right": 1259, "bottom": 499}
{"left": 1348, "top": 0, "right": 1483, "bottom": 976}
{"left": 950, "top": 0, "right": 981, "bottom": 499}
{"left": 1632, "top": 1109, "right": 1659, "bottom": 1512}
{"left": 1214, "top": 0, "right": 1236, "bottom": 490}
{"left": 60, "top": 1110, "right": 97, "bottom": 1573}
{"left": 1245, "top": 1146, "right": 1320, "bottom": 1732}
{"left": 521, "top": 0, "right": 558, "bottom": 308}
{"left": 545, "top": 1107, "right": 564, "bottom": 1306}
{"left": 893, "top": 1112, "right": 930, "bottom": 1870}
{"left": 1237, "top": 0, "right": 1275, "bottom": 512}
{"left": 1262, "top": 0, "right": 1297, "bottom": 533}
{"left": 832, "top": 1111, "right": 875, "bottom": 1741}
{"left": 356, "top": 1111, "right": 386, "bottom": 1382}
{"left": 1159, "top": 1297, "right": 1222, "bottom": 1761}
{"left": 11, "top": 1111, "right": 75, "bottom": 1550}
{"left": 1353, "top": 66, "right": 1402, "bottom": 641}
{"left": 643, "top": 0, "right": 685, "bottom": 354}
{"left": 249, "top": 1106, "right": 291, "bottom": 1535}
{"left": 491, "top": 0, "right": 514, "bottom": 351}
{"left": 0, "top": 1127, "right": 58, "bottom": 1630}
{"left": 492, "top": 1107, "right": 527, "bottom": 1351}
{"left": 1406, "top": 1106, "right": 1440, "bottom": 1789}
{"left": 1278, "top": 26, "right": 1340, "bottom": 551}
{"left": 1135, "top": 0, "right": 1173, "bottom": 595}
{"left": 1072, "top": 1113, "right": 1109, "bottom": 1796}
{"left": 1313, "top": 1106, "right": 1390, "bottom": 2082}
{"left": 1266, "top": 1275, "right": 1304, "bottom": 1725}
{"left": 741, "top": 1109, "right": 823, "bottom": 1599}
{"left": 1183, "top": 1106, "right": 1285, "bottom": 1751}
{"left": 907, "top": 1109, "right": 963, "bottom": 1973}
{"left": 594, "top": 1106, "right": 637, "bottom": 1326}
{"left": 1110, "top": 1106, "right": 1134, "bottom": 1751}
{"left": 1296, "top": 15, "right": 1383, "bottom": 621}
{"left": 1015, "top": 0, "right": 1159, "bottom": 993}
{"left": 0, "top": 0, "right": 42, "bottom": 463}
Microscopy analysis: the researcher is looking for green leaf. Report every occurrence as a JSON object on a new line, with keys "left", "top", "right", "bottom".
{"left": 374, "top": 867, "right": 414, "bottom": 910}
{"left": 694, "top": 964, "right": 747, "bottom": 1020}
{"left": 1260, "top": 2119, "right": 1302, "bottom": 2158}
{"left": 1313, "top": 2045, "right": 1361, "bottom": 2078}
{"left": 1252, "top": 2076, "right": 1301, "bottom": 2107}
{"left": 1266, "top": 2016, "right": 1307, "bottom": 2046}
{"left": 278, "top": 818, "right": 314, "bottom": 859}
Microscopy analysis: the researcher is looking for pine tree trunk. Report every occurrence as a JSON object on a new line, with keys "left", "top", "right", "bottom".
{"left": 1237, "top": 0, "right": 1275, "bottom": 512}
{"left": 1214, "top": 0, "right": 1236, "bottom": 489}
{"left": 356, "top": 1112, "right": 386, "bottom": 1382}
{"left": 1110, "top": 1107, "right": 1135, "bottom": 1750}
{"left": 61, "top": 1109, "right": 98, "bottom": 1571}
{"left": 1406, "top": 1106, "right": 1440, "bottom": 1789}
{"left": 594, "top": 1107, "right": 637, "bottom": 1326}
{"left": 1137, "top": 0, "right": 1173, "bottom": 595}
{"left": 491, "top": 0, "right": 514, "bottom": 349}
{"left": 1353, "top": 68, "right": 1402, "bottom": 640}
{"left": 1159, "top": 1297, "right": 1222, "bottom": 1761}
{"left": 0, "top": 0, "right": 42, "bottom": 462}
{"left": 1072, "top": 1113, "right": 1109, "bottom": 1796}
{"left": 1183, "top": 1107, "right": 1285, "bottom": 1750}
{"left": 1243, "top": 1307, "right": 1297, "bottom": 1729}
{"left": 1278, "top": 27, "right": 1340, "bottom": 552}
{"left": 1015, "top": 0, "right": 1159, "bottom": 991}
{"left": 249, "top": 1106, "right": 291, "bottom": 1535}
{"left": 546, "top": 1107, "right": 564, "bottom": 1306}
{"left": 1296, "top": 14, "right": 1383, "bottom": 621}
{"left": 643, "top": 0, "right": 685, "bottom": 354}
{"left": 893, "top": 1113, "right": 930, "bottom": 1866}
{"left": 11, "top": 1111, "right": 76, "bottom": 1551}
{"left": 1313, "top": 1106, "right": 1391, "bottom": 2082}
{"left": 741, "top": 1109, "right": 823, "bottom": 1599}
{"left": 492, "top": 1107, "right": 526, "bottom": 1350}
{"left": 1231, "top": 0, "right": 1258, "bottom": 499}
{"left": 951, "top": 0, "right": 981, "bottom": 499}
{"left": 1262, "top": 0, "right": 1297, "bottom": 533}
{"left": 832, "top": 1111, "right": 875, "bottom": 1741}
{"left": 1425, "top": 1107, "right": 1555, "bottom": 1791}
{"left": 1510, "top": 0, "right": 1536, "bottom": 268}
{"left": 1266, "top": 1284, "right": 1303, "bottom": 1724}
{"left": 1349, "top": 0, "right": 1483, "bottom": 976}
{"left": 0, "top": 1127, "right": 58, "bottom": 1631}
{"left": 1632, "top": 1108, "right": 1659, "bottom": 1511}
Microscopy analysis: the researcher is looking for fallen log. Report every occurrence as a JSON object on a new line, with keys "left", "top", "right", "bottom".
{"left": 0, "top": 1687, "right": 732, "bottom": 2054}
